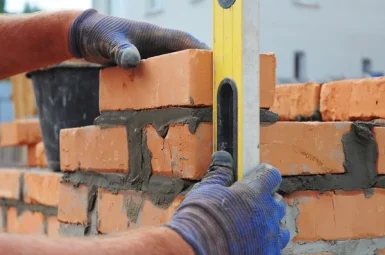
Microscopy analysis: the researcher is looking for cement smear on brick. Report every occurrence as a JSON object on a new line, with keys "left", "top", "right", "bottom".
{"left": 280, "top": 121, "right": 379, "bottom": 194}
{"left": 282, "top": 237, "right": 385, "bottom": 255}
{"left": 59, "top": 223, "right": 87, "bottom": 237}
{"left": 283, "top": 199, "right": 385, "bottom": 254}
{"left": 147, "top": 175, "right": 184, "bottom": 208}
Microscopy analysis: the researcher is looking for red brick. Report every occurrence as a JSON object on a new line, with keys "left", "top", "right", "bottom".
{"left": 270, "top": 82, "right": 320, "bottom": 120}
{"left": 23, "top": 171, "right": 61, "bottom": 206}
{"left": 97, "top": 188, "right": 143, "bottom": 234}
{"left": 0, "top": 119, "right": 41, "bottom": 146}
{"left": 47, "top": 216, "right": 60, "bottom": 237}
{"left": 100, "top": 51, "right": 276, "bottom": 111}
{"left": 139, "top": 196, "right": 184, "bottom": 226}
{"left": 60, "top": 126, "right": 128, "bottom": 173}
{"left": 285, "top": 189, "right": 385, "bottom": 241}
{"left": 320, "top": 77, "right": 385, "bottom": 121}
{"left": 376, "top": 249, "right": 385, "bottom": 255}
{"left": 35, "top": 141, "right": 47, "bottom": 167}
{"left": 58, "top": 183, "right": 89, "bottom": 224}
{"left": 7, "top": 208, "right": 44, "bottom": 234}
{"left": 261, "top": 122, "right": 349, "bottom": 175}
{"left": 146, "top": 123, "right": 212, "bottom": 179}
{"left": 260, "top": 53, "right": 276, "bottom": 108}
{"left": 100, "top": 50, "right": 213, "bottom": 111}
{"left": 0, "top": 169, "right": 23, "bottom": 199}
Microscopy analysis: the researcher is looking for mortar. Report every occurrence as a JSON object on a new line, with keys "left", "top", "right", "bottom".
{"left": 27, "top": 60, "right": 102, "bottom": 171}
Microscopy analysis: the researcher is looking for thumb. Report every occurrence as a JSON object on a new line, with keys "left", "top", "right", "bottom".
{"left": 197, "top": 151, "right": 235, "bottom": 188}
{"left": 114, "top": 42, "right": 142, "bottom": 69}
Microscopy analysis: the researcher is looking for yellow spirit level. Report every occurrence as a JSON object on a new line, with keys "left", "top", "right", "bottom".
{"left": 213, "top": 0, "right": 260, "bottom": 180}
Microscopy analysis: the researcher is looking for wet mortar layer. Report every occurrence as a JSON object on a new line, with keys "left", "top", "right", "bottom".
{"left": 62, "top": 170, "right": 191, "bottom": 208}
{"left": 279, "top": 120, "right": 385, "bottom": 194}
{"left": 295, "top": 106, "right": 323, "bottom": 122}
{"left": 94, "top": 107, "right": 212, "bottom": 194}
{"left": 63, "top": 108, "right": 278, "bottom": 207}
{"left": 0, "top": 199, "right": 57, "bottom": 216}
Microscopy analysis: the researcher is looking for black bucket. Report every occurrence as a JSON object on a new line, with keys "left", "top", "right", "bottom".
{"left": 27, "top": 61, "right": 102, "bottom": 171}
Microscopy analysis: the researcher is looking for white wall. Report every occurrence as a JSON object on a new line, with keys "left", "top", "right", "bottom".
{"left": 93, "top": 0, "right": 385, "bottom": 83}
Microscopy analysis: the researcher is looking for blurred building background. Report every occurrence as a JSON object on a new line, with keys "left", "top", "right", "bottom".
{"left": 93, "top": 0, "right": 385, "bottom": 84}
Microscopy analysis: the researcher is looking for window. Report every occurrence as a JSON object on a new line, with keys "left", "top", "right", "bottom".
{"left": 362, "top": 58, "right": 372, "bottom": 73}
{"left": 147, "top": 0, "right": 163, "bottom": 13}
{"left": 294, "top": 51, "right": 306, "bottom": 81}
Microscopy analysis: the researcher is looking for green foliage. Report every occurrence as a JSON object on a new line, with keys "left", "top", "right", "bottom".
{"left": 23, "top": 1, "right": 41, "bottom": 13}
{"left": 0, "top": 0, "right": 6, "bottom": 13}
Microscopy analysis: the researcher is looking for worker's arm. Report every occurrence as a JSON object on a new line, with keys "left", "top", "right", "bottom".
{"left": 0, "top": 10, "right": 80, "bottom": 79}
{"left": 0, "top": 9, "right": 209, "bottom": 79}
{"left": 0, "top": 226, "right": 194, "bottom": 255}
{"left": 0, "top": 151, "right": 289, "bottom": 255}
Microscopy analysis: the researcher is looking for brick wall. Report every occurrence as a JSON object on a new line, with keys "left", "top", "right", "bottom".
{"left": 2, "top": 50, "right": 385, "bottom": 254}
{"left": 0, "top": 120, "right": 59, "bottom": 236}
{"left": 271, "top": 80, "right": 385, "bottom": 254}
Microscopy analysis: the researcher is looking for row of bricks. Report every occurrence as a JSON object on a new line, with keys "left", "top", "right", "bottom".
{"left": 60, "top": 121, "right": 385, "bottom": 177}
{"left": 58, "top": 183, "right": 183, "bottom": 234}
{"left": 0, "top": 118, "right": 47, "bottom": 167}
{"left": 100, "top": 50, "right": 277, "bottom": 111}
{"left": 271, "top": 77, "right": 385, "bottom": 121}
{"left": 0, "top": 206, "right": 59, "bottom": 237}
{"left": 58, "top": 182, "right": 385, "bottom": 242}
{"left": 0, "top": 169, "right": 61, "bottom": 207}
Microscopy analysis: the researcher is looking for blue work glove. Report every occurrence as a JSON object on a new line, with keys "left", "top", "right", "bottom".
{"left": 165, "top": 151, "right": 290, "bottom": 255}
{"left": 68, "top": 9, "right": 209, "bottom": 68}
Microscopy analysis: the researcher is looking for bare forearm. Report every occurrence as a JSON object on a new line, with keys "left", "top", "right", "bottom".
{"left": 0, "top": 227, "right": 194, "bottom": 255}
{"left": 0, "top": 10, "right": 82, "bottom": 79}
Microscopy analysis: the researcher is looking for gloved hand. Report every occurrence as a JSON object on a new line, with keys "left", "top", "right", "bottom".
{"left": 68, "top": 9, "right": 209, "bottom": 68}
{"left": 165, "top": 151, "right": 290, "bottom": 255}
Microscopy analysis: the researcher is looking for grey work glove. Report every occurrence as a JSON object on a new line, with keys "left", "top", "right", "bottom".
{"left": 165, "top": 151, "right": 290, "bottom": 255}
{"left": 68, "top": 9, "right": 209, "bottom": 68}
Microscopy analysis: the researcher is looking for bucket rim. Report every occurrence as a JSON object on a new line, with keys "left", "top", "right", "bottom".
{"left": 26, "top": 60, "right": 104, "bottom": 78}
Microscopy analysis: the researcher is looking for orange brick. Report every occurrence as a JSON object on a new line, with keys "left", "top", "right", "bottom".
{"left": 23, "top": 171, "right": 62, "bottom": 206}
{"left": 0, "top": 119, "right": 41, "bottom": 146}
{"left": 58, "top": 183, "right": 89, "bottom": 224}
{"left": 0, "top": 169, "right": 23, "bottom": 199}
{"left": 261, "top": 122, "right": 349, "bottom": 175}
{"left": 376, "top": 249, "right": 385, "bottom": 255}
{"left": 146, "top": 123, "right": 212, "bottom": 179}
{"left": 35, "top": 141, "right": 47, "bottom": 167}
{"left": 320, "top": 77, "right": 385, "bottom": 121}
{"left": 7, "top": 208, "right": 44, "bottom": 234}
{"left": 373, "top": 127, "right": 385, "bottom": 174}
{"left": 270, "top": 83, "right": 320, "bottom": 120}
{"left": 139, "top": 196, "right": 184, "bottom": 226}
{"left": 60, "top": 126, "right": 128, "bottom": 173}
{"left": 286, "top": 189, "right": 385, "bottom": 241}
{"left": 100, "top": 50, "right": 213, "bottom": 111}
{"left": 100, "top": 51, "right": 275, "bottom": 111}
{"left": 47, "top": 216, "right": 60, "bottom": 237}
{"left": 97, "top": 188, "right": 143, "bottom": 234}
{"left": 260, "top": 53, "right": 276, "bottom": 108}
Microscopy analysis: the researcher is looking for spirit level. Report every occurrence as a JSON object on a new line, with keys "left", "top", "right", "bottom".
{"left": 213, "top": 0, "right": 260, "bottom": 180}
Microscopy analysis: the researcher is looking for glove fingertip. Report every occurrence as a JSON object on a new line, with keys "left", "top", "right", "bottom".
{"left": 117, "top": 46, "right": 141, "bottom": 69}
{"left": 209, "top": 150, "right": 233, "bottom": 169}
